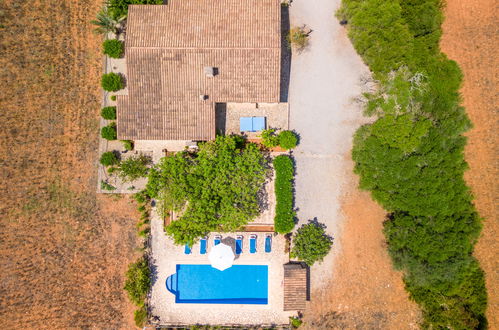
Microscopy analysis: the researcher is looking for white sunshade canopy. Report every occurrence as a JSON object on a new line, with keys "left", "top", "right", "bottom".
{"left": 208, "top": 243, "right": 235, "bottom": 271}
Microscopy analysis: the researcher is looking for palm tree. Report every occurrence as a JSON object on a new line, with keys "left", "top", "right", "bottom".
{"left": 91, "top": 9, "right": 125, "bottom": 36}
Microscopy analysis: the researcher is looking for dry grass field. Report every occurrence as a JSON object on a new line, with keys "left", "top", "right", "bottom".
{"left": 0, "top": 1, "right": 140, "bottom": 328}
{"left": 441, "top": 0, "right": 499, "bottom": 327}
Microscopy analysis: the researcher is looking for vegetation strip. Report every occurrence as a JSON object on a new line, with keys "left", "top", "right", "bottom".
{"left": 338, "top": 0, "right": 487, "bottom": 327}
{"left": 273, "top": 155, "right": 295, "bottom": 234}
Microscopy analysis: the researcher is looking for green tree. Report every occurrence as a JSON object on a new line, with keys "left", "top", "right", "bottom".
{"left": 116, "top": 154, "right": 152, "bottom": 182}
{"left": 124, "top": 257, "right": 151, "bottom": 306}
{"left": 148, "top": 136, "right": 268, "bottom": 245}
{"left": 101, "top": 73, "right": 123, "bottom": 92}
{"left": 291, "top": 220, "right": 332, "bottom": 266}
{"left": 102, "top": 39, "right": 124, "bottom": 58}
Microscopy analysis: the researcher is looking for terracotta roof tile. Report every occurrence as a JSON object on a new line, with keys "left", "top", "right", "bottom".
{"left": 117, "top": 0, "right": 281, "bottom": 141}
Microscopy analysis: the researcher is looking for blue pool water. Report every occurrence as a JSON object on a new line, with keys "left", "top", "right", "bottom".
{"left": 166, "top": 264, "right": 268, "bottom": 304}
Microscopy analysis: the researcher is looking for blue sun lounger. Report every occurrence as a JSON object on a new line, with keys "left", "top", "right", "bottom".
{"left": 184, "top": 244, "right": 191, "bottom": 255}
{"left": 250, "top": 235, "right": 257, "bottom": 254}
{"left": 235, "top": 235, "right": 243, "bottom": 255}
{"left": 200, "top": 238, "right": 207, "bottom": 254}
{"left": 214, "top": 235, "right": 221, "bottom": 246}
{"left": 265, "top": 235, "right": 272, "bottom": 253}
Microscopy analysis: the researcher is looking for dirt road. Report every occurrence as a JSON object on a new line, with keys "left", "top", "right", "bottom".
{"left": 440, "top": 0, "right": 499, "bottom": 327}
{"left": 0, "top": 1, "right": 140, "bottom": 328}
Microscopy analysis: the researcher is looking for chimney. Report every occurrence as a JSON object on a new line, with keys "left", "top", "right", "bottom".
{"left": 204, "top": 66, "right": 218, "bottom": 77}
{"left": 199, "top": 94, "right": 208, "bottom": 101}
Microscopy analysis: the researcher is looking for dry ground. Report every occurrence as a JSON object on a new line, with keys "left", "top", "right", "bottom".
{"left": 0, "top": 1, "right": 141, "bottom": 328}
{"left": 302, "top": 165, "right": 420, "bottom": 330}
{"left": 440, "top": 0, "right": 499, "bottom": 327}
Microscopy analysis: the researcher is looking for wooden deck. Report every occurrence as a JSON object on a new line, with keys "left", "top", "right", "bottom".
{"left": 283, "top": 263, "right": 308, "bottom": 311}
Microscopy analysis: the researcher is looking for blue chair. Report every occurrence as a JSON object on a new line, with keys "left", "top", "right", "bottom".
{"left": 235, "top": 236, "right": 243, "bottom": 255}
{"left": 249, "top": 235, "right": 257, "bottom": 254}
{"left": 265, "top": 235, "right": 272, "bottom": 253}
{"left": 214, "top": 235, "right": 221, "bottom": 246}
{"left": 200, "top": 237, "right": 207, "bottom": 254}
{"left": 184, "top": 244, "right": 191, "bottom": 254}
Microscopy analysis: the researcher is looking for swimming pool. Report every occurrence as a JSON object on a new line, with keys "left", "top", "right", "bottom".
{"left": 166, "top": 264, "right": 268, "bottom": 304}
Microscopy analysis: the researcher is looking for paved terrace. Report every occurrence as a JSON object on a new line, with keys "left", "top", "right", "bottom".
{"left": 149, "top": 206, "right": 293, "bottom": 326}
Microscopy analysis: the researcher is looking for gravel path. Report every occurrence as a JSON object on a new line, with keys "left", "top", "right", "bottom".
{"left": 288, "top": 0, "right": 370, "bottom": 291}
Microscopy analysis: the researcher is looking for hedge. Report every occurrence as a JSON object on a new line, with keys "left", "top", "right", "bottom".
{"left": 102, "top": 39, "right": 124, "bottom": 58}
{"left": 123, "top": 257, "right": 151, "bottom": 306}
{"left": 273, "top": 155, "right": 295, "bottom": 233}
{"left": 340, "top": 0, "right": 487, "bottom": 327}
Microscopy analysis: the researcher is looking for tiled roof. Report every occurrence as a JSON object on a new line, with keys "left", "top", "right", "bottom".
{"left": 283, "top": 263, "right": 308, "bottom": 311}
{"left": 117, "top": 0, "right": 281, "bottom": 141}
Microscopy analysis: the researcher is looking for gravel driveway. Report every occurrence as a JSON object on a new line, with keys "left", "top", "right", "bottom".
{"left": 288, "top": 0, "right": 370, "bottom": 291}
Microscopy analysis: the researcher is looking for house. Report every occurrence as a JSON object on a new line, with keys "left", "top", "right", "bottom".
{"left": 116, "top": 0, "right": 283, "bottom": 144}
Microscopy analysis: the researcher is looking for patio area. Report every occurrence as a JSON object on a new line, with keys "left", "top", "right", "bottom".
{"left": 216, "top": 103, "right": 289, "bottom": 138}
{"left": 149, "top": 206, "right": 294, "bottom": 326}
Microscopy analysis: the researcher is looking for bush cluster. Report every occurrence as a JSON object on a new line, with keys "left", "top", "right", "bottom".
{"left": 124, "top": 257, "right": 151, "bottom": 306}
{"left": 273, "top": 155, "right": 295, "bottom": 233}
{"left": 102, "top": 39, "right": 124, "bottom": 58}
{"left": 260, "top": 129, "right": 298, "bottom": 150}
{"left": 287, "top": 26, "right": 310, "bottom": 50}
{"left": 341, "top": 0, "right": 487, "bottom": 327}
{"left": 101, "top": 72, "right": 123, "bottom": 92}
{"left": 101, "top": 122, "right": 117, "bottom": 140}
{"left": 101, "top": 106, "right": 117, "bottom": 120}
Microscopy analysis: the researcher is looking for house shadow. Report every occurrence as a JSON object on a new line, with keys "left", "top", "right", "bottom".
{"left": 280, "top": 5, "right": 291, "bottom": 102}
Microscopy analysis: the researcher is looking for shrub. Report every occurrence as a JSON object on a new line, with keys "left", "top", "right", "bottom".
{"left": 102, "top": 39, "right": 124, "bottom": 58}
{"left": 100, "top": 180, "right": 116, "bottom": 191}
{"left": 101, "top": 106, "right": 117, "bottom": 120}
{"left": 124, "top": 257, "right": 151, "bottom": 306}
{"left": 291, "top": 221, "right": 332, "bottom": 266}
{"left": 99, "top": 151, "right": 120, "bottom": 166}
{"left": 121, "top": 140, "right": 134, "bottom": 151}
{"left": 260, "top": 128, "right": 279, "bottom": 148}
{"left": 116, "top": 154, "right": 152, "bottom": 182}
{"left": 290, "top": 316, "right": 303, "bottom": 328}
{"left": 273, "top": 155, "right": 295, "bottom": 233}
{"left": 101, "top": 72, "right": 123, "bottom": 92}
{"left": 278, "top": 130, "right": 298, "bottom": 150}
{"left": 287, "top": 26, "right": 310, "bottom": 50}
{"left": 134, "top": 305, "right": 148, "bottom": 327}
{"left": 101, "top": 122, "right": 117, "bottom": 140}
{"left": 110, "top": 95, "right": 117, "bottom": 101}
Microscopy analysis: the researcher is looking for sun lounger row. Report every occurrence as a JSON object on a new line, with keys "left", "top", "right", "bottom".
{"left": 184, "top": 234, "right": 273, "bottom": 255}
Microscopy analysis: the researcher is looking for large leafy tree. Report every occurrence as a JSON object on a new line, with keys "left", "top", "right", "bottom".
{"left": 147, "top": 136, "right": 268, "bottom": 245}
